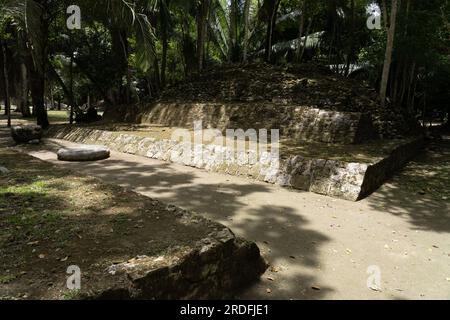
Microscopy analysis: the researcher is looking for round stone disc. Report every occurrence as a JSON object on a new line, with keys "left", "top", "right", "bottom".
{"left": 57, "top": 145, "right": 110, "bottom": 162}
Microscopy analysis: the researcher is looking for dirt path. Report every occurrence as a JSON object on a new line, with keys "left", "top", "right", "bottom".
{"left": 2, "top": 129, "right": 449, "bottom": 299}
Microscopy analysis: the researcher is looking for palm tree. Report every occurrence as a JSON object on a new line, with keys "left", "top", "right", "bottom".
{"left": 1, "top": 0, "right": 157, "bottom": 127}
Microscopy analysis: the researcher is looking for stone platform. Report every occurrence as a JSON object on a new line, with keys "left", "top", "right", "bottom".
{"left": 45, "top": 125, "right": 424, "bottom": 201}
{"left": 104, "top": 102, "right": 376, "bottom": 144}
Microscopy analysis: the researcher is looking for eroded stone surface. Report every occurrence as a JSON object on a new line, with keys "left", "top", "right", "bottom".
{"left": 45, "top": 126, "right": 423, "bottom": 201}
{"left": 91, "top": 229, "right": 267, "bottom": 300}
{"left": 104, "top": 103, "right": 376, "bottom": 144}
{"left": 0, "top": 166, "right": 9, "bottom": 174}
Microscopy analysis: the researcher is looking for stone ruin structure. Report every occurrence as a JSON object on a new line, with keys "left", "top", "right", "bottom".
{"left": 46, "top": 64, "right": 423, "bottom": 201}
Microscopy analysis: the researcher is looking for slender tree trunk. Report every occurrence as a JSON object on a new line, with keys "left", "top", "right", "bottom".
{"left": 265, "top": 0, "right": 281, "bottom": 62}
{"left": 1, "top": 41, "right": 11, "bottom": 128}
{"left": 380, "top": 0, "right": 399, "bottom": 108}
{"left": 69, "top": 53, "right": 74, "bottom": 124}
{"left": 344, "top": 0, "right": 355, "bottom": 76}
{"left": 118, "top": 32, "right": 132, "bottom": 104}
{"left": 243, "top": 0, "right": 251, "bottom": 62}
{"left": 49, "top": 84, "right": 54, "bottom": 110}
{"left": 29, "top": 10, "right": 49, "bottom": 128}
{"left": 30, "top": 71, "right": 48, "bottom": 128}
{"left": 229, "top": 0, "right": 238, "bottom": 62}
{"left": 299, "top": 18, "right": 312, "bottom": 63}
{"left": 296, "top": 1, "right": 305, "bottom": 62}
{"left": 160, "top": 0, "right": 170, "bottom": 87}
{"left": 153, "top": 57, "right": 161, "bottom": 96}
{"left": 19, "top": 62, "right": 30, "bottom": 117}
{"left": 161, "top": 27, "right": 168, "bottom": 87}
{"left": 197, "top": 0, "right": 210, "bottom": 72}
{"left": 381, "top": 0, "right": 388, "bottom": 30}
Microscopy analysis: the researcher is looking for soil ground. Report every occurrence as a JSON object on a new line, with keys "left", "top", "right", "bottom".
{"left": 2, "top": 115, "right": 448, "bottom": 299}
{"left": 0, "top": 127, "right": 253, "bottom": 300}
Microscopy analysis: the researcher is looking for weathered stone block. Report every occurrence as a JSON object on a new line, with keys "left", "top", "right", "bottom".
{"left": 11, "top": 125, "right": 43, "bottom": 144}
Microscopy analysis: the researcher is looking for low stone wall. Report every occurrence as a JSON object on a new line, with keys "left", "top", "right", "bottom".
{"left": 103, "top": 102, "right": 376, "bottom": 144}
{"left": 46, "top": 126, "right": 423, "bottom": 201}
{"left": 89, "top": 228, "right": 267, "bottom": 300}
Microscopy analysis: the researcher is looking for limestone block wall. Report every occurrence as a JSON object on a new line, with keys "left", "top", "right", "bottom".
{"left": 45, "top": 126, "right": 422, "bottom": 201}
{"left": 103, "top": 102, "right": 376, "bottom": 144}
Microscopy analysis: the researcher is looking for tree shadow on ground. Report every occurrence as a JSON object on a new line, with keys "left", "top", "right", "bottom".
{"left": 365, "top": 138, "right": 450, "bottom": 233}
{"left": 26, "top": 144, "right": 334, "bottom": 299}
{"left": 0, "top": 131, "right": 338, "bottom": 299}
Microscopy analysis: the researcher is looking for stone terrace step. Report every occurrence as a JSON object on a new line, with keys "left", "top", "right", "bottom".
{"left": 104, "top": 102, "right": 376, "bottom": 144}
{"left": 45, "top": 125, "right": 424, "bottom": 201}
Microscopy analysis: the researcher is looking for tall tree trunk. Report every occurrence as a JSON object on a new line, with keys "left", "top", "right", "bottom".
{"left": 161, "top": 25, "right": 168, "bottom": 87}
{"left": 160, "top": 0, "right": 170, "bottom": 87}
{"left": 19, "top": 62, "right": 30, "bottom": 117}
{"left": 295, "top": 0, "right": 305, "bottom": 62}
{"left": 30, "top": 69, "right": 48, "bottom": 128}
{"left": 229, "top": 0, "right": 238, "bottom": 62}
{"left": 152, "top": 57, "right": 161, "bottom": 96}
{"left": 110, "top": 27, "right": 129, "bottom": 104}
{"left": 243, "top": 0, "right": 251, "bottom": 62}
{"left": 380, "top": 0, "right": 399, "bottom": 108}
{"left": 1, "top": 41, "right": 11, "bottom": 128}
{"left": 299, "top": 18, "right": 312, "bottom": 63}
{"left": 344, "top": 0, "right": 355, "bottom": 76}
{"left": 69, "top": 53, "right": 74, "bottom": 124}
{"left": 265, "top": 0, "right": 281, "bottom": 62}
{"left": 119, "top": 32, "right": 132, "bottom": 104}
{"left": 197, "top": 0, "right": 210, "bottom": 72}
{"left": 29, "top": 8, "right": 49, "bottom": 128}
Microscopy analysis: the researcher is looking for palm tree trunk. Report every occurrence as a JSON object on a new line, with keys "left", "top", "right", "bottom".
{"left": 380, "top": 0, "right": 399, "bottom": 108}
{"left": 229, "top": 0, "right": 238, "bottom": 62}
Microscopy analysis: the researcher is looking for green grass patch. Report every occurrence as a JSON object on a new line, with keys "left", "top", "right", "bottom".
{"left": 0, "top": 274, "right": 16, "bottom": 284}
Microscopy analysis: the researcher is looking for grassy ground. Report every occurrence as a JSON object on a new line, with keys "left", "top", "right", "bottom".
{"left": 0, "top": 110, "right": 70, "bottom": 125}
{"left": 0, "top": 146, "right": 217, "bottom": 299}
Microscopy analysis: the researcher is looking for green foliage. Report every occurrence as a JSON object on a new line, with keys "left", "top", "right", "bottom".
{"left": 1, "top": 0, "right": 448, "bottom": 123}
